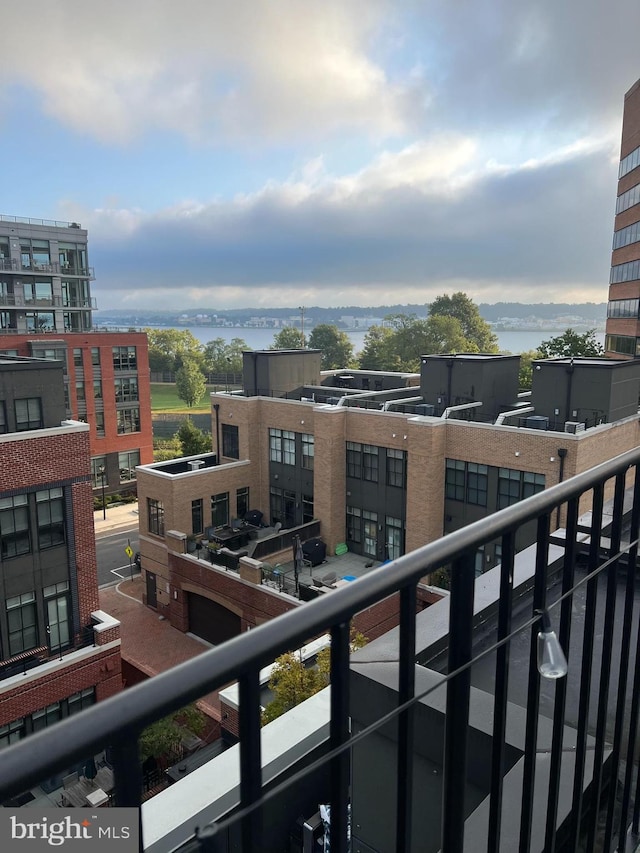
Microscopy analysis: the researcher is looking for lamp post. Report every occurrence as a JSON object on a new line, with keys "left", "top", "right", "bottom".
{"left": 98, "top": 465, "right": 106, "bottom": 520}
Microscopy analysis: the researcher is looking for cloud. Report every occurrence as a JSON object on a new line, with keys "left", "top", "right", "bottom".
{"left": 0, "top": 0, "right": 419, "bottom": 145}
{"left": 78, "top": 135, "right": 616, "bottom": 310}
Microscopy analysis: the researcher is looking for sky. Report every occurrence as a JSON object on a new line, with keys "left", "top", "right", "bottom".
{"left": 1, "top": 1, "right": 639, "bottom": 312}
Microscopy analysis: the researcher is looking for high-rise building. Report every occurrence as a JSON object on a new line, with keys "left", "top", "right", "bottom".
{"left": 605, "top": 77, "right": 640, "bottom": 357}
{"left": 0, "top": 215, "right": 152, "bottom": 494}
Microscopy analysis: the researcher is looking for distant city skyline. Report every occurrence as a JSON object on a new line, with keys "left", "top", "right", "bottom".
{"left": 1, "top": 2, "right": 639, "bottom": 310}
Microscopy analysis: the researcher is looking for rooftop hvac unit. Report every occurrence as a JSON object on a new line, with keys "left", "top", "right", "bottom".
{"left": 525, "top": 415, "right": 549, "bottom": 430}
{"left": 415, "top": 403, "right": 435, "bottom": 416}
{"left": 565, "top": 421, "right": 585, "bottom": 434}
{"left": 188, "top": 460, "right": 205, "bottom": 471}
{"left": 326, "top": 397, "right": 340, "bottom": 405}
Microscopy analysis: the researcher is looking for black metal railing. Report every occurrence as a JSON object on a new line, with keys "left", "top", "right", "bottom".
{"left": 2, "top": 448, "right": 640, "bottom": 852}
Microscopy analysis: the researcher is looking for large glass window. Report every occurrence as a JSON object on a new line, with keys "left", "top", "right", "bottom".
{"left": 112, "top": 346, "right": 137, "bottom": 371}
{"left": 73, "top": 348, "right": 83, "bottom": 369}
{"left": 119, "top": 450, "right": 140, "bottom": 483}
{"left": 7, "top": 592, "right": 37, "bottom": 656}
{"left": 91, "top": 456, "right": 107, "bottom": 488}
{"left": 192, "top": 499, "right": 203, "bottom": 535}
{"left": 362, "top": 445, "right": 379, "bottom": 482}
{"left": 211, "top": 492, "right": 229, "bottom": 528}
{"left": 148, "top": 498, "right": 165, "bottom": 536}
{"left": 36, "top": 488, "right": 65, "bottom": 549}
{"left": 114, "top": 377, "right": 138, "bottom": 402}
{"left": 346, "top": 442, "right": 362, "bottom": 478}
{"left": 76, "top": 380, "right": 86, "bottom": 402}
{"left": 363, "top": 510, "right": 378, "bottom": 557}
{"left": 236, "top": 486, "right": 250, "bottom": 519}
{"left": 93, "top": 380, "right": 102, "bottom": 400}
{"left": 15, "top": 397, "right": 42, "bottom": 430}
{"left": 612, "top": 221, "right": 640, "bottom": 251}
{"left": 67, "top": 688, "right": 96, "bottom": 716}
{"left": 44, "top": 582, "right": 70, "bottom": 650}
{"left": 0, "top": 718, "right": 25, "bottom": 749}
{"left": 445, "top": 459, "right": 465, "bottom": 501}
{"left": 268, "top": 428, "right": 295, "bottom": 464}
{"left": 615, "top": 182, "right": 640, "bottom": 214}
{"left": 32, "top": 703, "right": 62, "bottom": 733}
{"left": 386, "top": 449, "right": 406, "bottom": 488}
{"left": 610, "top": 259, "right": 640, "bottom": 284}
{"left": 605, "top": 334, "right": 638, "bottom": 356}
{"left": 0, "top": 494, "right": 30, "bottom": 558}
{"left": 222, "top": 423, "right": 239, "bottom": 459}
{"left": 346, "top": 506, "right": 362, "bottom": 544}
{"left": 467, "top": 463, "right": 488, "bottom": 506}
{"left": 498, "top": 468, "right": 545, "bottom": 509}
{"left": 116, "top": 408, "right": 140, "bottom": 434}
{"left": 302, "top": 494, "right": 314, "bottom": 524}
{"left": 269, "top": 428, "right": 282, "bottom": 463}
{"left": 385, "top": 516, "right": 404, "bottom": 561}
{"left": 94, "top": 411, "right": 105, "bottom": 437}
{"left": 302, "top": 434, "right": 314, "bottom": 470}
{"left": 619, "top": 144, "right": 640, "bottom": 179}
{"left": 607, "top": 298, "right": 640, "bottom": 319}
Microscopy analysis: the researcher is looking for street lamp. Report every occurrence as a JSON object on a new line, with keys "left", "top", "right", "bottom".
{"left": 98, "top": 465, "right": 106, "bottom": 520}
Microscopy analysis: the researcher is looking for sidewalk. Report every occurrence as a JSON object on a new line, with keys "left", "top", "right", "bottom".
{"left": 94, "top": 501, "right": 140, "bottom": 537}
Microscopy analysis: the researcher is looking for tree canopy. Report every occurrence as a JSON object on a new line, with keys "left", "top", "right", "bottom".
{"left": 177, "top": 418, "right": 211, "bottom": 456}
{"left": 359, "top": 313, "right": 471, "bottom": 372}
{"left": 146, "top": 328, "right": 204, "bottom": 373}
{"left": 537, "top": 328, "right": 604, "bottom": 358}
{"left": 202, "top": 336, "right": 248, "bottom": 374}
{"left": 428, "top": 292, "right": 499, "bottom": 353}
{"left": 175, "top": 360, "right": 207, "bottom": 407}
{"left": 271, "top": 327, "right": 305, "bottom": 349}
{"left": 307, "top": 324, "right": 355, "bottom": 369}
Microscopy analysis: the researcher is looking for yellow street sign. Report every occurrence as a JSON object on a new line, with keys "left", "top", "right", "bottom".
{"left": 125, "top": 545, "right": 134, "bottom": 559}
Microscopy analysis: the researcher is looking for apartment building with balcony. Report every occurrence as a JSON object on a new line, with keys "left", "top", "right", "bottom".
{"left": 0, "top": 215, "right": 153, "bottom": 495}
{"left": 0, "top": 354, "right": 121, "bottom": 758}
{"left": 605, "top": 77, "right": 640, "bottom": 357}
{"left": 135, "top": 349, "right": 640, "bottom": 652}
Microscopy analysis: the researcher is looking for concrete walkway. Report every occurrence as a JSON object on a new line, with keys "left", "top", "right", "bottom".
{"left": 94, "top": 500, "right": 140, "bottom": 538}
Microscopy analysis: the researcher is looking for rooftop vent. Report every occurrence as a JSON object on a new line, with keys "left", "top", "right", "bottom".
{"left": 525, "top": 415, "right": 549, "bottom": 430}
{"left": 188, "top": 460, "right": 205, "bottom": 471}
{"left": 564, "top": 421, "right": 585, "bottom": 434}
{"left": 415, "top": 403, "right": 435, "bottom": 416}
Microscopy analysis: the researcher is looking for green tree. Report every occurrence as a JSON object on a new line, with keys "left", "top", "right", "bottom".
{"left": 428, "top": 292, "right": 499, "bottom": 353}
{"left": 307, "top": 324, "right": 355, "bottom": 369}
{"left": 261, "top": 653, "right": 327, "bottom": 725}
{"left": 139, "top": 704, "right": 206, "bottom": 762}
{"left": 271, "top": 327, "right": 305, "bottom": 349}
{"left": 146, "top": 328, "right": 204, "bottom": 373}
{"left": 153, "top": 435, "right": 183, "bottom": 462}
{"left": 177, "top": 418, "right": 211, "bottom": 456}
{"left": 175, "top": 360, "right": 207, "bottom": 408}
{"left": 359, "top": 314, "right": 470, "bottom": 372}
{"left": 358, "top": 324, "right": 396, "bottom": 370}
{"left": 202, "top": 336, "right": 248, "bottom": 374}
{"left": 537, "top": 328, "right": 604, "bottom": 358}
{"left": 518, "top": 349, "right": 541, "bottom": 390}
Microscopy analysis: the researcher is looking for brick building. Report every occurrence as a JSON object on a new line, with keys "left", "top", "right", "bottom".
{"left": 605, "top": 76, "right": 640, "bottom": 357}
{"left": 136, "top": 350, "right": 640, "bottom": 647}
{"left": 0, "top": 215, "right": 153, "bottom": 495}
{"left": 0, "top": 355, "right": 121, "bottom": 750}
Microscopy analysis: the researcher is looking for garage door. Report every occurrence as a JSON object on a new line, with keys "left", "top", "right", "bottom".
{"left": 187, "top": 593, "right": 241, "bottom": 646}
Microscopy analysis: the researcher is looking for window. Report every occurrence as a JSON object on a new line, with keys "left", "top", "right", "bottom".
{"left": 0, "top": 718, "right": 25, "bottom": 749}
{"left": 612, "top": 221, "right": 640, "bottom": 251}
{"left": 91, "top": 456, "right": 106, "bottom": 488}
{"left": 615, "top": 182, "right": 640, "bottom": 215}
{"left": 93, "top": 380, "right": 102, "bottom": 399}
{"left": 15, "top": 397, "right": 42, "bottom": 430}
{"left": 607, "top": 298, "right": 640, "bottom": 319}
{"left": 610, "top": 259, "right": 640, "bottom": 284}
{"left": 385, "top": 516, "right": 404, "bottom": 561}
{"left": 91, "top": 347, "right": 100, "bottom": 366}
{"left": 76, "top": 380, "right": 86, "bottom": 402}
{"left": 268, "top": 428, "right": 295, "bottom": 465}
{"left": 94, "top": 411, "right": 105, "bottom": 437}
{"left": 0, "top": 401, "right": 6, "bottom": 434}
{"left": 68, "top": 688, "right": 96, "bottom": 716}
{"left": 467, "top": 463, "right": 488, "bottom": 506}
{"left": 302, "top": 434, "right": 314, "bottom": 470}
{"left": 346, "top": 506, "right": 362, "bottom": 544}
{"left": 0, "top": 494, "right": 30, "bottom": 558}
{"left": 192, "top": 499, "right": 203, "bottom": 535}
{"left": 363, "top": 510, "right": 378, "bottom": 557}
{"left": 32, "top": 703, "right": 62, "bottom": 733}
{"left": 36, "top": 488, "right": 65, "bottom": 549}
{"left": 148, "top": 499, "right": 165, "bottom": 536}
{"left": 211, "top": 492, "right": 229, "bottom": 528}
{"left": 222, "top": 424, "right": 239, "bottom": 459}
{"left": 386, "top": 449, "right": 406, "bottom": 488}
{"left": 114, "top": 377, "right": 138, "bottom": 402}
{"left": 445, "top": 459, "right": 465, "bottom": 501}
{"left": 119, "top": 450, "right": 140, "bottom": 483}
{"left": 73, "top": 348, "right": 83, "bottom": 369}
{"left": 302, "top": 494, "right": 314, "bottom": 524}
{"left": 498, "top": 468, "right": 545, "bottom": 509}
{"left": 346, "top": 442, "right": 362, "bottom": 478}
{"left": 44, "top": 582, "right": 70, "bottom": 649}
{"left": 605, "top": 334, "right": 639, "bottom": 356}
{"left": 116, "top": 408, "right": 140, "bottom": 434}
{"left": 112, "top": 346, "right": 137, "bottom": 371}
{"left": 236, "top": 487, "right": 250, "bottom": 519}
{"left": 270, "top": 486, "right": 283, "bottom": 525}
{"left": 619, "top": 144, "right": 640, "bottom": 179}
{"left": 362, "top": 445, "right": 379, "bottom": 482}
{"left": 7, "top": 592, "right": 37, "bottom": 656}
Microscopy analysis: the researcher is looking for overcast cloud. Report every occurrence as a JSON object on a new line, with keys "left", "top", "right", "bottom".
{"left": 1, "top": 1, "right": 638, "bottom": 310}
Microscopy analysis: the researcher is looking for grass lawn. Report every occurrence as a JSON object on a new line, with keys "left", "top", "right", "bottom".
{"left": 150, "top": 383, "right": 216, "bottom": 413}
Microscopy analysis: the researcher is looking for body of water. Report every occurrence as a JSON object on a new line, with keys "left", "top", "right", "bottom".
{"left": 132, "top": 325, "right": 606, "bottom": 356}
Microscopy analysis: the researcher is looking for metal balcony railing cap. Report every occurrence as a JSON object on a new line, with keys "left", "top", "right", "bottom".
{"left": 1, "top": 444, "right": 639, "bottom": 798}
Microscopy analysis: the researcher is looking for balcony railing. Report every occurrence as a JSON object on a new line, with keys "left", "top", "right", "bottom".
{"left": 0, "top": 259, "right": 95, "bottom": 278}
{"left": 0, "top": 214, "right": 82, "bottom": 228}
{"left": 2, "top": 448, "right": 640, "bottom": 852}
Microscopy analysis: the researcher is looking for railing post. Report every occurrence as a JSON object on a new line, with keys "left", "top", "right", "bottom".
{"left": 330, "top": 621, "right": 351, "bottom": 853}
{"left": 238, "top": 669, "right": 262, "bottom": 853}
{"left": 110, "top": 733, "right": 144, "bottom": 852}
{"left": 396, "top": 584, "right": 417, "bottom": 853}
{"left": 442, "top": 551, "right": 475, "bottom": 853}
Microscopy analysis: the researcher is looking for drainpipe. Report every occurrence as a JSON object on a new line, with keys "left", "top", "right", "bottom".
{"left": 213, "top": 404, "right": 220, "bottom": 463}
{"left": 556, "top": 448, "right": 568, "bottom": 528}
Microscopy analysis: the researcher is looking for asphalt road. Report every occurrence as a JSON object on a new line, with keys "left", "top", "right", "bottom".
{"left": 96, "top": 526, "right": 140, "bottom": 587}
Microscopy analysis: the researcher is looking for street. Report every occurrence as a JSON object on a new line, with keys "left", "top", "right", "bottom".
{"left": 96, "top": 526, "right": 140, "bottom": 587}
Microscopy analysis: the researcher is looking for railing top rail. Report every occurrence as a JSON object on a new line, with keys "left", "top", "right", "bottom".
{"left": 2, "top": 444, "right": 640, "bottom": 795}
{"left": 0, "top": 214, "right": 81, "bottom": 228}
